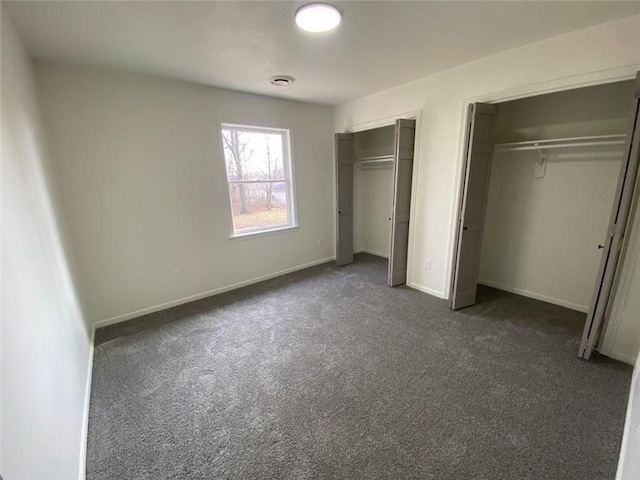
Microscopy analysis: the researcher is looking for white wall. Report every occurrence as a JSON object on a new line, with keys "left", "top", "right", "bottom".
{"left": 335, "top": 14, "right": 640, "bottom": 298}
{"left": 352, "top": 125, "right": 395, "bottom": 258}
{"left": 492, "top": 81, "right": 634, "bottom": 143}
{"left": 1, "top": 13, "right": 91, "bottom": 480}
{"left": 335, "top": 14, "right": 640, "bottom": 358}
{"left": 480, "top": 152, "right": 619, "bottom": 311}
{"left": 34, "top": 62, "right": 335, "bottom": 325}
{"left": 479, "top": 82, "right": 633, "bottom": 312}
{"left": 354, "top": 166, "right": 393, "bottom": 257}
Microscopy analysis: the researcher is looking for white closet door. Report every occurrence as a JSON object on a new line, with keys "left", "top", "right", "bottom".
{"left": 335, "top": 133, "right": 354, "bottom": 267}
{"left": 388, "top": 119, "right": 416, "bottom": 286}
{"left": 450, "top": 103, "right": 498, "bottom": 310}
{"left": 579, "top": 72, "right": 640, "bottom": 360}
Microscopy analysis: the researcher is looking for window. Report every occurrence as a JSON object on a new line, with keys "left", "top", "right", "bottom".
{"left": 220, "top": 124, "right": 296, "bottom": 236}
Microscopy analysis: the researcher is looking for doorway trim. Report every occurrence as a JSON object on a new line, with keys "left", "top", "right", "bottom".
{"left": 447, "top": 65, "right": 639, "bottom": 358}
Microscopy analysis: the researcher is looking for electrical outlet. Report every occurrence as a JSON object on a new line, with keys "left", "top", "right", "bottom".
{"left": 317, "top": 238, "right": 323, "bottom": 248}
{"left": 424, "top": 259, "right": 432, "bottom": 271}
{"left": 173, "top": 269, "right": 182, "bottom": 281}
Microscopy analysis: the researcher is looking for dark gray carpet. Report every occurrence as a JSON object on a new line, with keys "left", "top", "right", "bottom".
{"left": 87, "top": 253, "right": 632, "bottom": 480}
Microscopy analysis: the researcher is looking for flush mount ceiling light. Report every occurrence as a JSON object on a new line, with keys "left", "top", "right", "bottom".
{"left": 270, "top": 75, "right": 296, "bottom": 86}
{"left": 295, "top": 3, "right": 341, "bottom": 33}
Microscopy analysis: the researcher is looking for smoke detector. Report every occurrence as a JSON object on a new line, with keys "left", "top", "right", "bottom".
{"left": 270, "top": 75, "right": 296, "bottom": 87}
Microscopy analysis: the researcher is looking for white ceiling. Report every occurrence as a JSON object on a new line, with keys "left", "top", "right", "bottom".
{"left": 4, "top": 1, "right": 640, "bottom": 105}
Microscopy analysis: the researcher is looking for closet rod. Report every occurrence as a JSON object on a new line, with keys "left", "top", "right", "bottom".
{"left": 548, "top": 151, "right": 623, "bottom": 160}
{"left": 496, "top": 140, "right": 626, "bottom": 152}
{"left": 356, "top": 156, "right": 394, "bottom": 169}
{"left": 494, "top": 134, "right": 627, "bottom": 152}
{"left": 357, "top": 155, "right": 395, "bottom": 162}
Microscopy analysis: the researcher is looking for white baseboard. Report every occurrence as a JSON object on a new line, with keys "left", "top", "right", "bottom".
{"left": 407, "top": 281, "right": 446, "bottom": 299}
{"left": 94, "top": 256, "right": 336, "bottom": 329}
{"left": 354, "top": 248, "right": 389, "bottom": 259}
{"left": 478, "top": 279, "right": 589, "bottom": 313}
{"left": 78, "top": 325, "right": 95, "bottom": 480}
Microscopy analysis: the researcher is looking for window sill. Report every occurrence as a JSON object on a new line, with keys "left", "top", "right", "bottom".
{"left": 228, "top": 225, "right": 299, "bottom": 242}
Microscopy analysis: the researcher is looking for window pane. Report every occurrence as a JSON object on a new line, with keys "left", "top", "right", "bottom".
{"left": 221, "top": 129, "right": 285, "bottom": 182}
{"left": 229, "top": 181, "right": 289, "bottom": 232}
{"left": 220, "top": 124, "right": 295, "bottom": 237}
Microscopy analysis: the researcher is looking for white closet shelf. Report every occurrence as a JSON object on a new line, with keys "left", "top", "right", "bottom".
{"left": 494, "top": 134, "right": 627, "bottom": 152}
{"left": 357, "top": 155, "right": 394, "bottom": 169}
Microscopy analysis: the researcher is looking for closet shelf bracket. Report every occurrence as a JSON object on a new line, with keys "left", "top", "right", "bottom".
{"left": 534, "top": 144, "right": 547, "bottom": 179}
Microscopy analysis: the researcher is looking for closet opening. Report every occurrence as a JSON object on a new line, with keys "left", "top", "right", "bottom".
{"left": 335, "top": 118, "right": 417, "bottom": 286}
{"left": 449, "top": 75, "right": 640, "bottom": 360}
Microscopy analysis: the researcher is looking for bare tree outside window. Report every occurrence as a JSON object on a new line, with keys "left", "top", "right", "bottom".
{"left": 221, "top": 125, "right": 295, "bottom": 235}
{"left": 222, "top": 129, "right": 252, "bottom": 214}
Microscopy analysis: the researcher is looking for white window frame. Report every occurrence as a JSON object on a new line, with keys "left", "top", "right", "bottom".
{"left": 220, "top": 123, "right": 298, "bottom": 239}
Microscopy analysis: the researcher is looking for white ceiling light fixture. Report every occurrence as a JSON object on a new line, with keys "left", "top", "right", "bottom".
{"left": 270, "top": 75, "right": 296, "bottom": 86}
{"left": 295, "top": 3, "right": 341, "bottom": 33}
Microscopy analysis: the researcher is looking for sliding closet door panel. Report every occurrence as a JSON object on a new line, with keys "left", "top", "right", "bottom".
{"left": 451, "top": 103, "right": 498, "bottom": 310}
{"left": 389, "top": 119, "right": 416, "bottom": 286}
{"left": 335, "top": 133, "right": 354, "bottom": 267}
{"left": 579, "top": 72, "right": 640, "bottom": 359}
